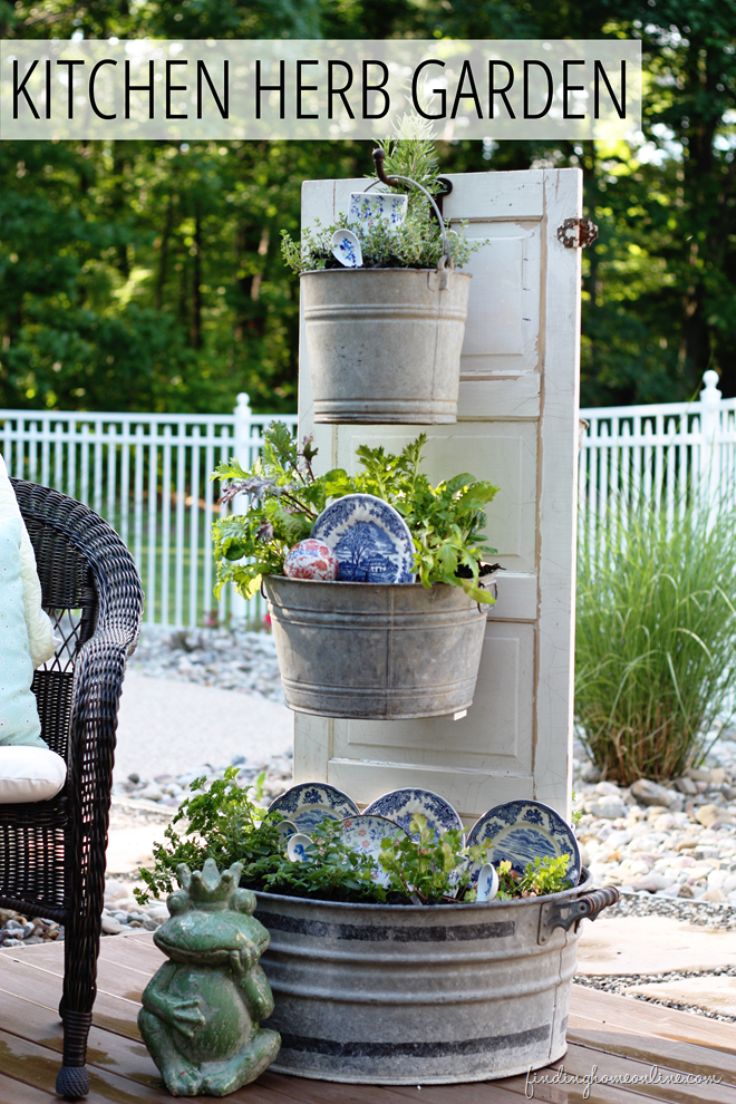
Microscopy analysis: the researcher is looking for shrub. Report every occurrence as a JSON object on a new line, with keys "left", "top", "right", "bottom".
{"left": 575, "top": 495, "right": 736, "bottom": 784}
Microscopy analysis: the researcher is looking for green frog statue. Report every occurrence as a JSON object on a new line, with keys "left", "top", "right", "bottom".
{"left": 138, "top": 859, "right": 281, "bottom": 1097}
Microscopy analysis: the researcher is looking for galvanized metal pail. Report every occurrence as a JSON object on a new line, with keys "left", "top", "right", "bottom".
{"left": 301, "top": 268, "right": 471, "bottom": 425}
{"left": 264, "top": 576, "right": 487, "bottom": 720}
{"left": 255, "top": 874, "right": 618, "bottom": 1084}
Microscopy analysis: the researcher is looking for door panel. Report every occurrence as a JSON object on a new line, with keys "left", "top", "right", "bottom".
{"left": 293, "top": 168, "right": 582, "bottom": 820}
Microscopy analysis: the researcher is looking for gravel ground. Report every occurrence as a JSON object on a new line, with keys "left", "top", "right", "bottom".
{"left": 127, "top": 625, "right": 283, "bottom": 701}
{"left": 4, "top": 626, "right": 735, "bottom": 1024}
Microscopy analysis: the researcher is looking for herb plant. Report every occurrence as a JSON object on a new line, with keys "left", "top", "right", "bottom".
{"left": 495, "top": 855, "right": 572, "bottom": 901}
{"left": 135, "top": 768, "right": 285, "bottom": 904}
{"left": 280, "top": 136, "right": 483, "bottom": 275}
{"left": 379, "top": 814, "right": 487, "bottom": 904}
{"left": 261, "top": 818, "right": 386, "bottom": 903}
{"left": 137, "top": 775, "right": 574, "bottom": 908}
{"left": 212, "top": 423, "right": 500, "bottom": 604}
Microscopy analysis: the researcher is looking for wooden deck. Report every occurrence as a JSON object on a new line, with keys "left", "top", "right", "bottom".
{"left": 0, "top": 933, "right": 733, "bottom": 1103}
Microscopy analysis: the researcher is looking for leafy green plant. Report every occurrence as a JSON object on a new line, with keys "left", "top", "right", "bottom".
{"left": 280, "top": 136, "right": 483, "bottom": 275}
{"left": 135, "top": 768, "right": 285, "bottom": 904}
{"left": 137, "top": 774, "right": 575, "bottom": 908}
{"left": 378, "top": 814, "right": 489, "bottom": 904}
{"left": 495, "top": 855, "right": 572, "bottom": 901}
{"left": 280, "top": 212, "right": 479, "bottom": 275}
{"left": 576, "top": 493, "right": 736, "bottom": 784}
{"left": 261, "top": 819, "right": 386, "bottom": 903}
{"left": 212, "top": 424, "right": 500, "bottom": 604}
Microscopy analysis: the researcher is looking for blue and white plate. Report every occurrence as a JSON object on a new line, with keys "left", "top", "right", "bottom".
{"left": 265, "top": 817, "right": 298, "bottom": 847}
{"left": 340, "top": 814, "right": 408, "bottom": 887}
{"left": 475, "top": 863, "right": 499, "bottom": 902}
{"left": 311, "top": 494, "right": 415, "bottom": 584}
{"left": 467, "top": 800, "right": 581, "bottom": 884}
{"left": 331, "top": 228, "right": 363, "bottom": 269}
{"left": 348, "top": 190, "right": 408, "bottom": 230}
{"left": 286, "top": 833, "right": 313, "bottom": 863}
{"left": 268, "top": 782, "right": 359, "bottom": 834}
{"left": 364, "top": 788, "right": 464, "bottom": 842}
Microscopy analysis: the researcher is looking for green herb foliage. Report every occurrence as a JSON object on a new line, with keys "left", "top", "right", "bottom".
{"left": 378, "top": 814, "right": 487, "bottom": 904}
{"left": 212, "top": 424, "right": 499, "bottom": 604}
{"left": 495, "top": 856, "right": 572, "bottom": 901}
{"left": 280, "top": 212, "right": 480, "bottom": 275}
{"left": 281, "top": 135, "right": 484, "bottom": 275}
{"left": 261, "top": 819, "right": 386, "bottom": 903}
{"left": 135, "top": 768, "right": 284, "bottom": 904}
{"left": 137, "top": 775, "right": 574, "bottom": 908}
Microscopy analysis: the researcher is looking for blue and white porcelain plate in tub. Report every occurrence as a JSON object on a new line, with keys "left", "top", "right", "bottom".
{"left": 311, "top": 494, "right": 415, "bottom": 584}
{"left": 268, "top": 782, "right": 359, "bottom": 834}
{"left": 466, "top": 799, "right": 581, "bottom": 884}
{"left": 364, "top": 788, "right": 464, "bottom": 842}
{"left": 340, "top": 815, "right": 408, "bottom": 887}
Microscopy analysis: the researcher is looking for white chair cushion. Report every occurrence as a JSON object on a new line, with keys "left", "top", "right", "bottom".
{"left": 0, "top": 746, "right": 67, "bottom": 803}
{"left": 0, "top": 453, "right": 57, "bottom": 669}
{"left": 0, "top": 514, "right": 45, "bottom": 748}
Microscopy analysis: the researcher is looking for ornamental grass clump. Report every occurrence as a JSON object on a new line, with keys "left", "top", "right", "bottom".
{"left": 575, "top": 495, "right": 736, "bottom": 784}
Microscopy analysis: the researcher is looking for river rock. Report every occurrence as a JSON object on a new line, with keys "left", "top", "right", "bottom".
{"left": 696, "top": 804, "right": 722, "bottom": 828}
{"left": 588, "top": 797, "right": 628, "bottom": 820}
{"left": 630, "top": 779, "right": 680, "bottom": 808}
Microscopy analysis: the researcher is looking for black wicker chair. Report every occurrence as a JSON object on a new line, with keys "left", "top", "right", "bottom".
{"left": 2, "top": 480, "right": 142, "bottom": 1099}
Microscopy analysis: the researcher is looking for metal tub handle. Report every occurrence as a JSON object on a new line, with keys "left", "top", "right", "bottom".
{"left": 537, "top": 885, "right": 619, "bottom": 945}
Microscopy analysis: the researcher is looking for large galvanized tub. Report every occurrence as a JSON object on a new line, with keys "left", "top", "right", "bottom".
{"left": 264, "top": 576, "right": 487, "bottom": 720}
{"left": 255, "top": 874, "right": 618, "bottom": 1084}
{"left": 301, "top": 268, "right": 471, "bottom": 425}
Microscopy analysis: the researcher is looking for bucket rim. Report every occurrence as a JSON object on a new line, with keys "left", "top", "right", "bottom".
{"left": 299, "top": 267, "right": 473, "bottom": 280}
{"left": 254, "top": 868, "right": 595, "bottom": 913}
{"left": 265, "top": 575, "right": 455, "bottom": 592}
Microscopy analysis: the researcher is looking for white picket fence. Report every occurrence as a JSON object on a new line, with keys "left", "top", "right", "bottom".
{"left": 0, "top": 395, "right": 297, "bottom": 628}
{"left": 578, "top": 370, "right": 736, "bottom": 559}
{"left": 1, "top": 371, "right": 734, "bottom": 628}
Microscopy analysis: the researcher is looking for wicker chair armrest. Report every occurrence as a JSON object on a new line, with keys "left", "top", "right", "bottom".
{"left": 68, "top": 628, "right": 135, "bottom": 762}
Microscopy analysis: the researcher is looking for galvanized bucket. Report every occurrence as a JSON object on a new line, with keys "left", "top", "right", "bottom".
{"left": 301, "top": 268, "right": 471, "bottom": 425}
{"left": 255, "top": 873, "right": 618, "bottom": 1084}
{"left": 264, "top": 576, "right": 487, "bottom": 720}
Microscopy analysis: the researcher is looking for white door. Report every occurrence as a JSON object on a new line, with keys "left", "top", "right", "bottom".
{"left": 293, "top": 168, "right": 582, "bottom": 821}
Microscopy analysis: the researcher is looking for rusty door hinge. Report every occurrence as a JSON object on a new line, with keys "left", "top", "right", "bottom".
{"left": 557, "top": 217, "right": 598, "bottom": 249}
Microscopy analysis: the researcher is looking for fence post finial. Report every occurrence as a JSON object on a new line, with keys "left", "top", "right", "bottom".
{"left": 700, "top": 370, "right": 722, "bottom": 406}
{"left": 699, "top": 371, "right": 722, "bottom": 528}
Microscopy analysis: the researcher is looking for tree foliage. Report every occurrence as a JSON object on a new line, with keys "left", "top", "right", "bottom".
{"left": 1, "top": 0, "right": 735, "bottom": 412}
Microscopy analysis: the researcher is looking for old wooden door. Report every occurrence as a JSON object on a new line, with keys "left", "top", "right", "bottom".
{"left": 293, "top": 168, "right": 582, "bottom": 821}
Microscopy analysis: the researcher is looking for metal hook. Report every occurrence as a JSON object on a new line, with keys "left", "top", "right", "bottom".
{"left": 372, "top": 148, "right": 453, "bottom": 211}
{"left": 370, "top": 148, "right": 451, "bottom": 265}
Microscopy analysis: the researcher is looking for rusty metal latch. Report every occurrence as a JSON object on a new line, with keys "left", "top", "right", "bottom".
{"left": 557, "top": 217, "right": 598, "bottom": 249}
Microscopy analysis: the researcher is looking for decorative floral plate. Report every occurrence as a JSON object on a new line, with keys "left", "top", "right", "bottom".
{"left": 268, "top": 783, "right": 359, "bottom": 834}
{"left": 364, "top": 787, "right": 464, "bottom": 842}
{"left": 311, "top": 494, "right": 415, "bottom": 584}
{"left": 348, "top": 190, "right": 408, "bottom": 230}
{"left": 466, "top": 800, "right": 581, "bottom": 883}
{"left": 340, "top": 815, "right": 408, "bottom": 887}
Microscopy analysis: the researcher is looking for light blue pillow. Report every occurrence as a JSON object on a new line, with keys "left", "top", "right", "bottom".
{"left": 0, "top": 514, "right": 45, "bottom": 747}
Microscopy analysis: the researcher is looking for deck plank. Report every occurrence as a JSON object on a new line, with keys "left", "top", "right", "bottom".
{"left": 569, "top": 983, "right": 736, "bottom": 1053}
{"left": 0, "top": 938, "right": 734, "bottom": 1103}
